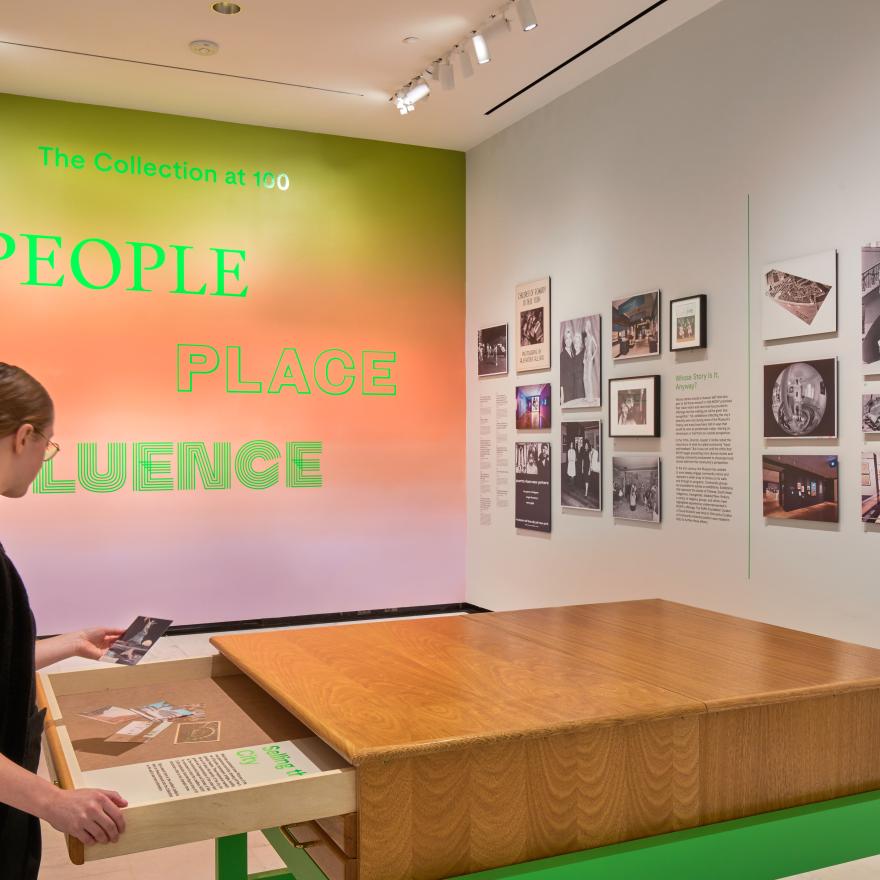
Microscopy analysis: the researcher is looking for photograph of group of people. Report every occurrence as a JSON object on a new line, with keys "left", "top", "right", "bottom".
{"left": 612, "top": 455, "right": 661, "bottom": 522}
{"left": 561, "top": 421, "right": 601, "bottom": 510}
{"left": 559, "top": 314, "right": 601, "bottom": 407}
{"left": 477, "top": 323, "right": 508, "bottom": 377}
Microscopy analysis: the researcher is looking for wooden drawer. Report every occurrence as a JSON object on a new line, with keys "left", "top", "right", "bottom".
{"left": 38, "top": 654, "right": 356, "bottom": 864}
{"left": 315, "top": 813, "right": 358, "bottom": 857}
{"left": 282, "top": 821, "right": 358, "bottom": 880}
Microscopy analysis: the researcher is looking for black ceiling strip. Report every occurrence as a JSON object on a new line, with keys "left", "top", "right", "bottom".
{"left": 0, "top": 39, "right": 364, "bottom": 97}
{"left": 485, "top": 0, "right": 669, "bottom": 116}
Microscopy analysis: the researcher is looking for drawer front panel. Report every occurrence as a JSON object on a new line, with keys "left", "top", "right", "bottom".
{"left": 285, "top": 821, "right": 358, "bottom": 880}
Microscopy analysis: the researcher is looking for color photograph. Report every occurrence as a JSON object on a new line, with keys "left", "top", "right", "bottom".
{"left": 516, "top": 383, "right": 552, "bottom": 430}
{"left": 515, "top": 441, "right": 551, "bottom": 532}
{"left": 762, "top": 250, "right": 837, "bottom": 341}
{"left": 863, "top": 452, "right": 880, "bottom": 524}
{"left": 612, "top": 290, "right": 660, "bottom": 360}
{"left": 612, "top": 455, "right": 660, "bottom": 522}
{"left": 560, "top": 420, "right": 601, "bottom": 510}
{"left": 478, "top": 324, "right": 508, "bottom": 377}
{"left": 763, "top": 358, "right": 837, "bottom": 439}
{"left": 669, "top": 294, "right": 707, "bottom": 351}
{"left": 763, "top": 456, "right": 839, "bottom": 523}
{"left": 863, "top": 242, "right": 880, "bottom": 370}
{"left": 559, "top": 314, "right": 601, "bottom": 407}
{"left": 608, "top": 375, "right": 661, "bottom": 438}
{"left": 516, "top": 277, "right": 551, "bottom": 372}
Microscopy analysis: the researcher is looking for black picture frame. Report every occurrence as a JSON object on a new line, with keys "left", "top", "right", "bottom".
{"left": 608, "top": 375, "right": 661, "bottom": 438}
{"left": 669, "top": 294, "right": 707, "bottom": 351}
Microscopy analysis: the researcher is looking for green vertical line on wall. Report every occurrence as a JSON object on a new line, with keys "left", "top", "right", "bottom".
{"left": 747, "top": 194, "right": 752, "bottom": 580}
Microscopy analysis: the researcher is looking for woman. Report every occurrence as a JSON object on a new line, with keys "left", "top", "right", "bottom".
{"left": 566, "top": 440, "right": 577, "bottom": 487}
{"left": 583, "top": 322, "right": 599, "bottom": 405}
{"left": 560, "top": 323, "right": 577, "bottom": 404}
{"left": 0, "top": 363, "right": 128, "bottom": 879}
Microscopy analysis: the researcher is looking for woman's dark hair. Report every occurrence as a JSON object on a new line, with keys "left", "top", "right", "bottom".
{"left": 0, "top": 363, "right": 54, "bottom": 436}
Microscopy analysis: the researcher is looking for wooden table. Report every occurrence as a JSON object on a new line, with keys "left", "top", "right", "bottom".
{"left": 212, "top": 599, "right": 880, "bottom": 880}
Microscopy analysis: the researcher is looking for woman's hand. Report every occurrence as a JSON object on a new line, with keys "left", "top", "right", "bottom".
{"left": 44, "top": 787, "right": 128, "bottom": 845}
{"left": 35, "top": 627, "right": 125, "bottom": 669}
{"left": 70, "top": 627, "right": 125, "bottom": 660}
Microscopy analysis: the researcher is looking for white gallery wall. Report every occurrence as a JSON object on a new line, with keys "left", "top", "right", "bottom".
{"left": 465, "top": 0, "right": 880, "bottom": 644}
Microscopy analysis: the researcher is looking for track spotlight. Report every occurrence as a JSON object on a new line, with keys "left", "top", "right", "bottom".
{"left": 457, "top": 44, "right": 474, "bottom": 78}
{"left": 516, "top": 0, "right": 538, "bottom": 31}
{"left": 403, "top": 78, "right": 431, "bottom": 106}
{"left": 439, "top": 58, "right": 455, "bottom": 91}
{"left": 471, "top": 31, "right": 490, "bottom": 65}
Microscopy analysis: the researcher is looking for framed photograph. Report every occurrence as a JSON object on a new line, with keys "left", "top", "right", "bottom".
{"left": 515, "top": 277, "right": 550, "bottom": 372}
{"left": 762, "top": 250, "right": 837, "bottom": 342}
{"left": 560, "top": 314, "right": 601, "bottom": 407}
{"left": 608, "top": 375, "right": 661, "bottom": 438}
{"left": 669, "top": 294, "right": 707, "bottom": 351}
{"left": 612, "top": 290, "right": 660, "bottom": 361}
{"left": 763, "top": 358, "right": 837, "bottom": 439}
{"left": 478, "top": 323, "right": 508, "bottom": 377}
{"left": 561, "top": 420, "right": 602, "bottom": 511}
{"left": 612, "top": 455, "right": 660, "bottom": 522}
{"left": 863, "top": 393, "right": 880, "bottom": 433}
{"left": 515, "top": 441, "right": 551, "bottom": 532}
{"left": 763, "top": 455, "right": 838, "bottom": 523}
{"left": 863, "top": 243, "right": 880, "bottom": 370}
{"left": 516, "top": 383, "right": 551, "bottom": 430}
{"left": 863, "top": 452, "right": 880, "bottom": 524}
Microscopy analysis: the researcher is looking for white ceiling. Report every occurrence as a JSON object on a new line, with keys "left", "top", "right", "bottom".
{"left": 0, "top": 0, "right": 721, "bottom": 151}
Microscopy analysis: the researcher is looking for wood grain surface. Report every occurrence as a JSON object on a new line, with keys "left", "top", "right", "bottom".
{"left": 212, "top": 614, "right": 705, "bottom": 763}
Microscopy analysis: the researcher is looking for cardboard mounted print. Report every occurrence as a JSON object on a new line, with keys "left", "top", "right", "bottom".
{"left": 612, "top": 290, "right": 660, "bottom": 360}
{"left": 477, "top": 323, "right": 508, "bottom": 377}
{"left": 515, "top": 278, "right": 550, "bottom": 372}
{"left": 612, "top": 455, "right": 661, "bottom": 523}
{"left": 762, "top": 250, "right": 837, "bottom": 341}
{"left": 763, "top": 455, "right": 839, "bottom": 524}
{"left": 763, "top": 358, "right": 837, "bottom": 440}
{"left": 560, "top": 420, "right": 602, "bottom": 511}
{"left": 560, "top": 314, "right": 601, "bottom": 407}
{"left": 862, "top": 243, "right": 880, "bottom": 370}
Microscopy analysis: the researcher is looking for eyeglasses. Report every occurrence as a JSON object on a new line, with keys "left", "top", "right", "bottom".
{"left": 34, "top": 429, "right": 60, "bottom": 462}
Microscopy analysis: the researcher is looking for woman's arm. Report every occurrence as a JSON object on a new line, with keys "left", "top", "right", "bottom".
{"left": 35, "top": 627, "right": 125, "bottom": 670}
{"left": 0, "top": 753, "right": 126, "bottom": 844}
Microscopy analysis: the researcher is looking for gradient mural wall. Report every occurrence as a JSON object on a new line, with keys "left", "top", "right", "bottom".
{"left": 0, "top": 94, "right": 465, "bottom": 633}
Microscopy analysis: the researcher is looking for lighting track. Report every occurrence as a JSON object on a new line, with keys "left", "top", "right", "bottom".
{"left": 486, "top": 0, "right": 669, "bottom": 115}
{"left": 0, "top": 39, "right": 364, "bottom": 98}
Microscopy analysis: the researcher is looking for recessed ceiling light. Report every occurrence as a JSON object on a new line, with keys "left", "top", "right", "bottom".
{"left": 402, "top": 36, "right": 420, "bottom": 44}
{"left": 190, "top": 39, "right": 220, "bottom": 56}
{"left": 212, "top": 2, "right": 241, "bottom": 13}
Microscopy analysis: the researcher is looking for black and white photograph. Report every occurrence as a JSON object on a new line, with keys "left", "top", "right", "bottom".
{"left": 863, "top": 394, "right": 880, "bottom": 433}
{"left": 478, "top": 323, "right": 508, "bottom": 377}
{"left": 101, "top": 615, "right": 172, "bottom": 666}
{"left": 612, "top": 290, "right": 660, "bottom": 360}
{"left": 560, "top": 314, "right": 601, "bottom": 407}
{"left": 762, "top": 250, "right": 837, "bottom": 341}
{"left": 516, "top": 383, "right": 552, "bottom": 429}
{"left": 612, "top": 455, "right": 661, "bottom": 522}
{"left": 515, "top": 441, "right": 551, "bottom": 532}
{"left": 863, "top": 452, "right": 880, "bottom": 524}
{"left": 608, "top": 375, "right": 661, "bottom": 438}
{"left": 669, "top": 294, "right": 707, "bottom": 351}
{"left": 515, "top": 277, "right": 551, "bottom": 372}
{"left": 763, "top": 455, "right": 839, "bottom": 523}
{"left": 560, "top": 420, "right": 602, "bottom": 510}
{"left": 863, "top": 242, "right": 880, "bottom": 369}
{"left": 763, "top": 358, "right": 837, "bottom": 439}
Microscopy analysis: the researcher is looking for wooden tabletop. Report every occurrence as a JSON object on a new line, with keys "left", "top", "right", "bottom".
{"left": 211, "top": 600, "right": 880, "bottom": 764}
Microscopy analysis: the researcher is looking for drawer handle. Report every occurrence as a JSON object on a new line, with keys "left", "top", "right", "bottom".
{"left": 280, "top": 825, "right": 318, "bottom": 850}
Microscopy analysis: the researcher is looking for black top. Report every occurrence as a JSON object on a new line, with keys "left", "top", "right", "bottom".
{"left": 0, "top": 541, "right": 43, "bottom": 880}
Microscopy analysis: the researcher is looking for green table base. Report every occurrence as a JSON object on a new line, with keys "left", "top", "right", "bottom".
{"left": 215, "top": 789, "right": 880, "bottom": 880}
